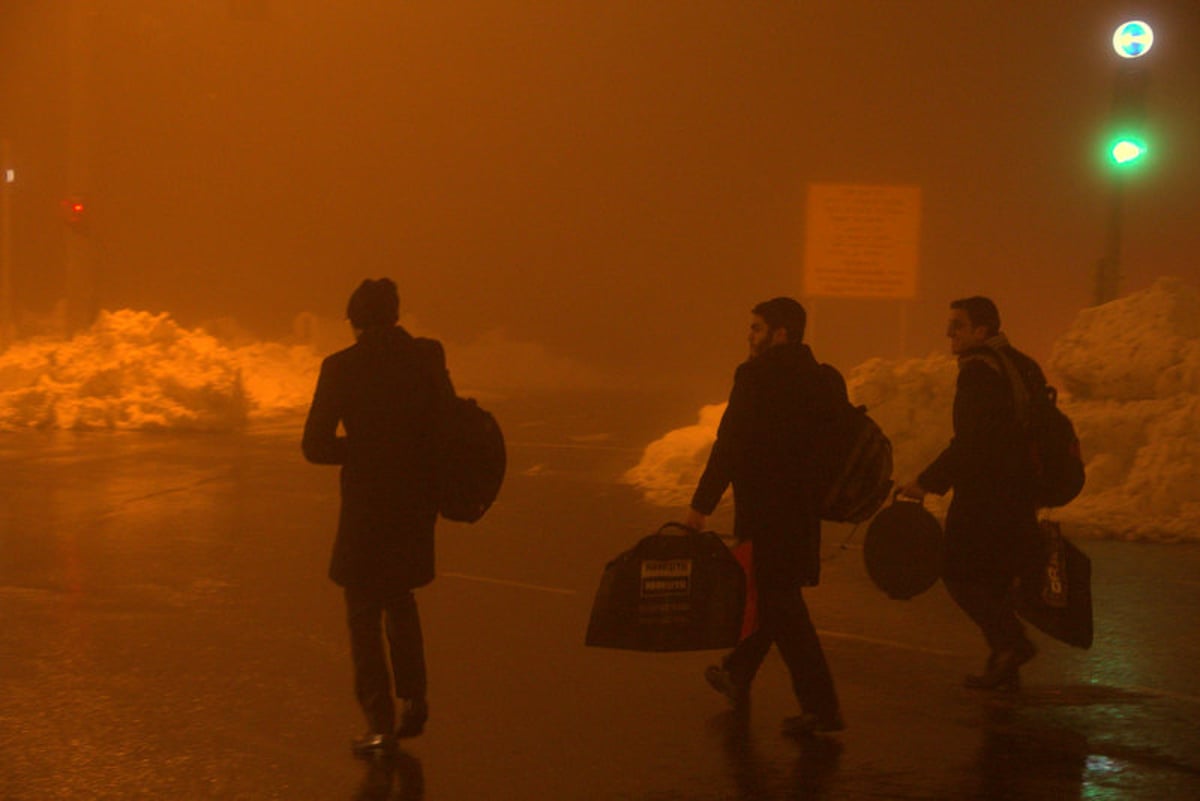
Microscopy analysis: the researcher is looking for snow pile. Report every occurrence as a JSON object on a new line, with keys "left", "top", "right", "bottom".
{"left": 0, "top": 308, "right": 609, "bottom": 432}
{"left": 1050, "top": 276, "right": 1200, "bottom": 401}
{"left": 625, "top": 278, "right": 1200, "bottom": 542}
{"left": 0, "top": 310, "right": 319, "bottom": 431}
{"left": 1049, "top": 278, "right": 1200, "bottom": 540}
{"left": 622, "top": 403, "right": 728, "bottom": 507}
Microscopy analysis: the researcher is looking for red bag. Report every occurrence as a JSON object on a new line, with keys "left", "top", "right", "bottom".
{"left": 731, "top": 540, "right": 758, "bottom": 640}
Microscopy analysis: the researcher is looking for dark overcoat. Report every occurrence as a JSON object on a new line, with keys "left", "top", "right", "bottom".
{"left": 302, "top": 325, "right": 453, "bottom": 593}
{"left": 918, "top": 343, "right": 1040, "bottom": 580}
{"left": 691, "top": 342, "right": 841, "bottom": 591}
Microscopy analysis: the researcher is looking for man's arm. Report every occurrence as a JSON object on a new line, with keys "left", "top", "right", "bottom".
{"left": 301, "top": 358, "right": 348, "bottom": 465}
{"left": 688, "top": 365, "right": 752, "bottom": 522}
{"left": 915, "top": 358, "right": 1010, "bottom": 494}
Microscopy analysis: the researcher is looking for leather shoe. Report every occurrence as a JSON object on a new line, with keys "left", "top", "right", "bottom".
{"left": 964, "top": 640, "right": 1036, "bottom": 691}
{"left": 395, "top": 698, "right": 428, "bottom": 739}
{"left": 351, "top": 732, "right": 395, "bottom": 758}
{"left": 705, "top": 665, "right": 749, "bottom": 708}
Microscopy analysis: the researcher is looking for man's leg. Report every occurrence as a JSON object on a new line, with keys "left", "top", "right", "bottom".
{"left": 707, "top": 628, "right": 773, "bottom": 707}
{"left": 383, "top": 590, "right": 427, "bottom": 701}
{"left": 722, "top": 628, "right": 773, "bottom": 687}
{"left": 383, "top": 590, "right": 428, "bottom": 737}
{"left": 943, "top": 573, "right": 1029, "bottom": 655}
{"left": 760, "top": 584, "right": 840, "bottom": 726}
{"left": 943, "top": 572, "right": 1034, "bottom": 688}
{"left": 345, "top": 585, "right": 395, "bottom": 735}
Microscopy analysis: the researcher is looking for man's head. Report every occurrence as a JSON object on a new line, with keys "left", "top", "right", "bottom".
{"left": 347, "top": 278, "right": 400, "bottom": 333}
{"left": 947, "top": 296, "right": 1000, "bottom": 355}
{"left": 749, "top": 297, "right": 806, "bottom": 358}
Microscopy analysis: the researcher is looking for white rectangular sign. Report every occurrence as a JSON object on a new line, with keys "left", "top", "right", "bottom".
{"left": 804, "top": 184, "right": 921, "bottom": 299}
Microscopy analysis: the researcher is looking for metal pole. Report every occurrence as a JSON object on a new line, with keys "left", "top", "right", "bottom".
{"left": 1, "top": 138, "right": 12, "bottom": 346}
{"left": 1094, "top": 175, "right": 1124, "bottom": 306}
{"left": 65, "top": 0, "right": 96, "bottom": 334}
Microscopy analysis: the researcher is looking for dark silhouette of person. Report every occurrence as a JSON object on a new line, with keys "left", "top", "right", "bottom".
{"left": 686, "top": 297, "right": 845, "bottom": 736}
{"left": 303, "top": 278, "right": 453, "bottom": 756}
{"left": 898, "top": 296, "right": 1041, "bottom": 690}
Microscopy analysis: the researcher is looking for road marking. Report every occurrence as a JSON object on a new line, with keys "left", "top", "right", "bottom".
{"left": 817, "top": 629, "right": 958, "bottom": 657}
{"left": 439, "top": 571, "right": 577, "bottom": 596}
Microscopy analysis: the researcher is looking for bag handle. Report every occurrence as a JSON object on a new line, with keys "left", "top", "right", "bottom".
{"left": 656, "top": 521, "right": 699, "bottom": 537}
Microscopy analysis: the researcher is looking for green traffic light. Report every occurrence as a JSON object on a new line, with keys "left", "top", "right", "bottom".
{"left": 1110, "top": 137, "right": 1147, "bottom": 166}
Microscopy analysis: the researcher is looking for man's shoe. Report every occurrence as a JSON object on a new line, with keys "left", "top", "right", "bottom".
{"left": 704, "top": 665, "right": 749, "bottom": 708}
{"left": 395, "top": 698, "right": 428, "bottom": 739}
{"left": 964, "top": 640, "right": 1036, "bottom": 691}
{"left": 351, "top": 732, "right": 396, "bottom": 758}
{"left": 781, "top": 712, "right": 845, "bottom": 737}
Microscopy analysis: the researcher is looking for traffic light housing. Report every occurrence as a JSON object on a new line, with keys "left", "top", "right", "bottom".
{"left": 1105, "top": 53, "right": 1151, "bottom": 172}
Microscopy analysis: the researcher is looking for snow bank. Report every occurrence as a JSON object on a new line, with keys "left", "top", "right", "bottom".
{"left": 0, "top": 308, "right": 608, "bottom": 431}
{"left": 625, "top": 278, "right": 1200, "bottom": 542}
{"left": 0, "top": 310, "right": 317, "bottom": 431}
{"left": 1050, "top": 278, "right": 1200, "bottom": 541}
{"left": 622, "top": 403, "right": 728, "bottom": 507}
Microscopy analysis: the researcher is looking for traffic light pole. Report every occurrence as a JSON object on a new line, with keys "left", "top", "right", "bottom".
{"left": 65, "top": 0, "right": 97, "bottom": 334}
{"left": 1094, "top": 20, "right": 1154, "bottom": 307}
{"left": 1095, "top": 175, "right": 1123, "bottom": 306}
{"left": 1, "top": 138, "right": 12, "bottom": 346}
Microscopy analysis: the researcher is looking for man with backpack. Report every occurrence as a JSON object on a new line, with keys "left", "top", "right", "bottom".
{"left": 685, "top": 297, "right": 845, "bottom": 736}
{"left": 302, "top": 278, "right": 454, "bottom": 755}
{"left": 898, "top": 296, "right": 1043, "bottom": 691}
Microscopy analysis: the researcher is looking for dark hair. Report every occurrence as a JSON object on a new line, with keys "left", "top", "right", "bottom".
{"left": 752, "top": 297, "right": 807, "bottom": 343}
{"left": 346, "top": 278, "right": 400, "bottom": 330}
{"left": 950, "top": 296, "right": 1001, "bottom": 336}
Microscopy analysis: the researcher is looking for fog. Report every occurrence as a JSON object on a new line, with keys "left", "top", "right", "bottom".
{"left": 3, "top": 1, "right": 1200, "bottom": 399}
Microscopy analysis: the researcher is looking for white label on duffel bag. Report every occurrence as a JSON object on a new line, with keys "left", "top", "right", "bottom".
{"left": 640, "top": 559, "right": 692, "bottom": 598}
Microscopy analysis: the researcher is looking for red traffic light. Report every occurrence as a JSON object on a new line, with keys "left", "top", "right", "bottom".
{"left": 61, "top": 197, "right": 88, "bottom": 225}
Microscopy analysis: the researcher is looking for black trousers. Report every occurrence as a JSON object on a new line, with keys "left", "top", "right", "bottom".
{"left": 723, "top": 581, "right": 839, "bottom": 720}
{"left": 344, "top": 585, "right": 427, "bottom": 734}
{"left": 943, "top": 571, "right": 1029, "bottom": 656}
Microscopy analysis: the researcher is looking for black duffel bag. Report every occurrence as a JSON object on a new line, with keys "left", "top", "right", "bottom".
{"left": 585, "top": 523, "right": 745, "bottom": 652}
{"left": 863, "top": 496, "right": 944, "bottom": 600}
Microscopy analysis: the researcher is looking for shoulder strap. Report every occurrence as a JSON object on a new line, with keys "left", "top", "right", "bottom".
{"left": 982, "top": 346, "right": 1032, "bottom": 427}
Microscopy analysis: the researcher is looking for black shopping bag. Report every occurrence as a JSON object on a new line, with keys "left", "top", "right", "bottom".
{"left": 585, "top": 523, "right": 745, "bottom": 652}
{"left": 1016, "top": 520, "right": 1094, "bottom": 649}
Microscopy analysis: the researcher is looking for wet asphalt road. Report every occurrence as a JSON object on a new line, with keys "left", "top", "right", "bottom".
{"left": 2, "top": 400, "right": 1199, "bottom": 800}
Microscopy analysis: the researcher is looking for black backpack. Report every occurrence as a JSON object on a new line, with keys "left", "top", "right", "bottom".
{"left": 434, "top": 395, "right": 506, "bottom": 523}
{"left": 985, "top": 348, "right": 1085, "bottom": 509}
{"left": 816, "top": 364, "right": 894, "bottom": 523}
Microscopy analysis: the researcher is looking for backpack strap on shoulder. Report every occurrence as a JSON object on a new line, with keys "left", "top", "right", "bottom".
{"left": 982, "top": 346, "right": 1032, "bottom": 427}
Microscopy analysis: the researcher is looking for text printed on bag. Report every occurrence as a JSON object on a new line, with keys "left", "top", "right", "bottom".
{"left": 640, "top": 559, "right": 693, "bottom": 598}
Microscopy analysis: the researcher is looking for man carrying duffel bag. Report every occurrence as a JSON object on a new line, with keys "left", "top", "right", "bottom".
{"left": 684, "top": 297, "right": 845, "bottom": 737}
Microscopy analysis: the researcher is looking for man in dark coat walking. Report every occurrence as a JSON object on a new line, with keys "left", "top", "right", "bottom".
{"left": 303, "top": 278, "right": 453, "bottom": 755}
{"left": 685, "top": 297, "right": 844, "bottom": 736}
{"left": 899, "top": 296, "right": 1041, "bottom": 690}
